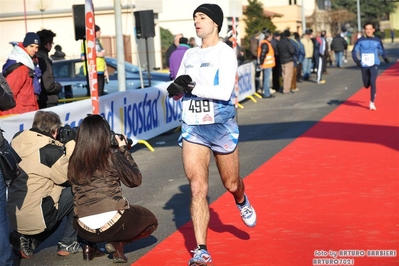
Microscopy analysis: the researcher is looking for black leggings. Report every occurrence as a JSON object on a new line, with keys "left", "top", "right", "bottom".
{"left": 75, "top": 205, "right": 158, "bottom": 244}
{"left": 361, "top": 66, "right": 378, "bottom": 102}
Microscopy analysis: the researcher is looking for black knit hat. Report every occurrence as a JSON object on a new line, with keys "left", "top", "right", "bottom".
{"left": 95, "top": 25, "right": 100, "bottom": 32}
{"left": 23, "top": 32, "right": 41, "bottom": 47}
{"left": 193, "top": 4, "right": 223, "bottom": 33}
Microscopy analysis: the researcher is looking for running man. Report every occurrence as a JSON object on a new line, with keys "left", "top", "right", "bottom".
{"left": 352, "top": 22, "right": 389, "bottom": 110}
{"left": 166, "top": 3, "right": 257, "bottom": 266}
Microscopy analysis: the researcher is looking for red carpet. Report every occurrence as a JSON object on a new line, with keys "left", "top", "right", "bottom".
{"left": 133, "top": 63, "right": 399, "bottom": 266}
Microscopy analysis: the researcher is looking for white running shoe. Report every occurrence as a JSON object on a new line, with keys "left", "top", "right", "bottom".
{"left": 369, "top": 102, "right": 376, "bottom": 110}
{"left": 270, "top": 88, "right": 276, "bottom": 94}
{"left": 188, "top": 247, "right": 213, "bottom": 266}
{"left": 237, "top": 194, "right": 257, "bottom": 227}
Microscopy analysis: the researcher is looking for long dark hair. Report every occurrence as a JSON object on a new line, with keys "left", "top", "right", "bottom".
{"left": 68, "top": 115, "right": 112, "bottom": 184}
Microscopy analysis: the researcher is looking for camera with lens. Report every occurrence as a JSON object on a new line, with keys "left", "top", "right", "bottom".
{"left": 110, "top": 131, "right": 133, "bottom": 148}
{"left": 57, "top": 125, "right": 77, "bottom": 144}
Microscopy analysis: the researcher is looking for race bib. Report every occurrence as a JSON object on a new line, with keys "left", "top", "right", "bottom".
{"left": 182, "top": 98, "right": 215, "bottom": 125}
{"left": 362, "top": 53, "right": 375, "bottom": 66}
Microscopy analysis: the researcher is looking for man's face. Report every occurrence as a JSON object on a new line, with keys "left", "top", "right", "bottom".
{"left": 193, "top": 12, "right": 217, "bottom": 39}
{"left": 25, "top": 44, "right": 39, "bottom": 57}
{"left": 45, "top": 40, "right": 53, "bottom": 52}
{"left": 364, "top": 25, "right": 375, "bottom": 37}
{"left": 174, "top": 34, "right": 183, "bottom": 46}
{"left": 96, "top": 29, "right": 101, "bottom": 38}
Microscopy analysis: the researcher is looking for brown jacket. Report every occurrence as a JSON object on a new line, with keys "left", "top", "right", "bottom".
{"left": 72, "top": 146, "right": 142, "bottom": 218}
{"left": 7, "top": 129, "right": 74, "bottom": 235}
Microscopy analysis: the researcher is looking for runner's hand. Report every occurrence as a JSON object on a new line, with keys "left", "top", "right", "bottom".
{"left": 356, "top": 61, "right": 362, "bottom": 67}
{"left": 384, "top": 58, "right": 390, "bottom": 64}
{"left": 167, "top": 82, "right": 185, "bottom": 97}
{"left": 174, "top": 75, "right": 194, "bottom": 94}
{"left": 174, "top": 75, "right": 192, "bottom": 87}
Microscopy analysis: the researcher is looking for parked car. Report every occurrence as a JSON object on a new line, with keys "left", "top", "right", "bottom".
{"left": 52, "top": 57, "right": 170, "bottom": 98}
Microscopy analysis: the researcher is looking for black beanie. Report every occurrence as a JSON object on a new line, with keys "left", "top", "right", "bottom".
{"left": 193, "top": 4, "right": 223, "bottom": 33}
{"left": 23, "top": 32, "right": 41, "bottom": 47}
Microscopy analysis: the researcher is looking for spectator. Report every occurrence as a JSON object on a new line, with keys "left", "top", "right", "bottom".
{"left": 310, "top": 29, "right": 319, "bottom": 74}
{"left": 36, "top": 29, "right": 63, "bottom": 108}
{"left": 326, "top": 33, "right": 334, "bottom": 68}
{"left": 189, "top": 37, "right": 197, "bottom": 48}
{"left": 0, "top": 73, "right": 16, "bottom": 266}
{"left": 169, "top": 37, "right": 190, "bottom": 80}
{"left": 167, "top": 4, "right": 257, "bottom": 265}
{"left": 390, "top": 28, "right": 395, "bottom": 43}
{"left": 257, "top": 30, "right": 276, "bottom": 98}
{"left": 330, "top": 32, "right": 348, "bottom": 68}
{"left": 293, "top": 32, "right": 305, "bottom": 83}
{"left": 290, "top": 32, "right": 305, "bottom": 91}
{"left": 315, "top": 30, "right": 327, "bottom": 84}
{"left": 224, "top": 30, "right": 245, "bottom": 66}
{"left": 165, "top": 33, "right": 183, "bottom": 68}
{"left": 271, "top": 31, "right": 282, "bottom": 92}
{"left": 0, "top": 32, "right": 41, "bottom": 116}
{"left": 7, "top": 111, "right": 80, "bottom": 259}
{"left": 51, "top": 45, "right": 66, "bottom": 60}
{"left": 379, "top": 27, "right": 385, "bottom": 43}
{"left": 277, "top": 30, "right": 295, "bottom": 94}
{"left": 251, "top": 30, "right": 263, "bottom": 93}
{"left": 68, "top": 114, "right": 158, "bottom": 263}
{"left": 301, "top": 30, "right": 314, "bottom": 81}
{"left": 81, "top": 25, "right": 108, "bottom": 96}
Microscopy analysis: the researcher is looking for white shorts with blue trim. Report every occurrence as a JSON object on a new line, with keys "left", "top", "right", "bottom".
{"left": 178, "top": 119, "right": 239, "bottom": 154}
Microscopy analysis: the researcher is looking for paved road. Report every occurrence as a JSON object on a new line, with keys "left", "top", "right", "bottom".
{"left": 12, "top": 43, "right": 399, "bottom": 266}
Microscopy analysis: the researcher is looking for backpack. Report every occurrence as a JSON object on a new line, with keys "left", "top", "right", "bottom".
{"left": 2, "top": 60, "right": 42, "bottom": 95}
{"left": 250, "top": 35, "right": 259, "bottom": 58}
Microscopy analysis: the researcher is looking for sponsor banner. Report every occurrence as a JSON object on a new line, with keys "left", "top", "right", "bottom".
{"left": 235, "top": 62, "right": 255, "bottom": 102}
{"left": 0, "top": 83, "right": 182, "bottom": 144}
{"left": 1, "top": 65, "right": 255, "bottom": 145}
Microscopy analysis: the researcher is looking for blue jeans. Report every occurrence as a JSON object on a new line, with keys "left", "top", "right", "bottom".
{"left": 35, "top": 187, "right": 77, "bottom": 244}
{"left": 302, "top": 58, "right": 312, "bottom": 80}
{"left": 262, "top": 68, "right": 272, "bottom": 97}
{"left": 335, "top": 51, "right": 343, "bottom": 67}
{"left": 0, "top": 170, "right": 13, "bottom": 265}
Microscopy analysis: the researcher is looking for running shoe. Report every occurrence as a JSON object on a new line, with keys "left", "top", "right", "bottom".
{"left": 369, "top": 101, "right": 377, "bottom": 111}
{"left": 237, "top": 194, "right": 257, "bottom": 227}
{"left": 19, "top": 235, "right": 34, "bottom": 259}
{"left": 57, "top": 241, "right": 82, "bottom": 256}
{"left": 188, "top": 247, "right": 213, "bottom": 266}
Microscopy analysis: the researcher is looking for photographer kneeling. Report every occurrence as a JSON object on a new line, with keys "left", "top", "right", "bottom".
{"left": 7, "top": 110, "right": 80, "bottom": 258}
{"left": 68, "top": 114, "right": 158, "bottom": 263}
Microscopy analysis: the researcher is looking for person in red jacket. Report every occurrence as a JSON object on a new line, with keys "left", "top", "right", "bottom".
{"left": 0, "top": 32, "right": 41, "bottom": 116}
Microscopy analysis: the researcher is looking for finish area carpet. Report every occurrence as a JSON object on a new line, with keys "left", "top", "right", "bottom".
{"left": 133, "top": 63, "right": 399, "bottom": 266}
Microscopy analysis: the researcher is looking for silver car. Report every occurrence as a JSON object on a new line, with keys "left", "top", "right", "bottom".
{"left": 53, "top": 57, "right": 170, "bottom": 98}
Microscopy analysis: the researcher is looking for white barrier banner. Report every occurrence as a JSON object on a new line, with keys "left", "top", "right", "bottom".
{"left": 1, "top": 64, "right": 255, "bottom": 144}
{"left": 236, "top": 62, "right": 255, "bottom": 102}
{"left": 0, "top": 82, "right": 182, "bottom": 144}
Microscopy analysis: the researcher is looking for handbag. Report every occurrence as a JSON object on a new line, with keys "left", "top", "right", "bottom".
{"left": 0, "top": 133, "right": 22, "bottom": 187}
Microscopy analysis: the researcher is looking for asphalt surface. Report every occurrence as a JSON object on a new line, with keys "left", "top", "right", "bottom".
{"left": 11, "top": 43, "right": 399, "bottom": 266}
